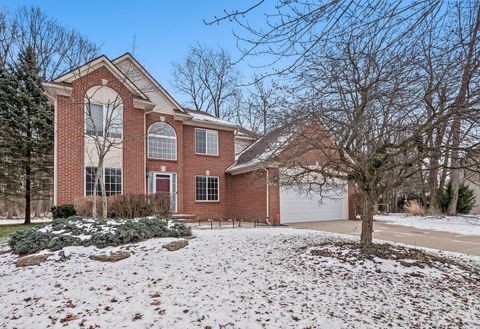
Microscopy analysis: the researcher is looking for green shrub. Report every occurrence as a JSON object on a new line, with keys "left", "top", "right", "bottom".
{"left": 436, "top": 182, "right": 476, "bottom": 214}
{"left": 47, "top": 235, "right": 83, "bottom": 251}
{"left": 51, "top": 204, "right": 77, "bottom": 219}
{"left": 8, "top": 216, "right": 192, "bottom": 255}
{"left": 9, "top": 229, "right": 52, "bottom": 255}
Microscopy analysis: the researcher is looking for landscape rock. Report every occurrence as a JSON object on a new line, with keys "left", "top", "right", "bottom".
{"left": 89, "top": 251, "right": 130, "bottom": 262}
{"left": 162, "top": 239, "right": 189, "bottom": 251}
{"left": 16, "top": 253, "right": 53, "bottom": 267}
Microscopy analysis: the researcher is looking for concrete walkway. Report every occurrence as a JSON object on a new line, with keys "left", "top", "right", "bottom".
{"left": 288, "top": 220, "right": 480, "bottom": 256}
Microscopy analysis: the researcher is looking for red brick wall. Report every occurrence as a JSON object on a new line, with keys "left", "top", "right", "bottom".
{"left": 226, "top": 168, "right": 280, "bottom": 223}
{"left": 56, "top": 94, "right": 83, "bottom": 204}
{"left": 56, "top": 66, "right": 145, "bottom": 204}
{"left": 182, "top": 126, "right": 235, "bottom": 219}
{"left": 227, "top": 171, "right": 267, "bottom": 221}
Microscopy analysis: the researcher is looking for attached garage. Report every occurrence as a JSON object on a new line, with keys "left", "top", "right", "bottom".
{"left": 279, "top": 184, "right": 349, "bottom": 224}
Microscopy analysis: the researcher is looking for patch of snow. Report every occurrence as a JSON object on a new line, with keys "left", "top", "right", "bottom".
{"left": 0, "top": 228, "right": 478, "bottom": 328}
{"left": 376, "top": 214, "right": 480, "bottom": 236}
{"left": 0, "top": 218, "right": 52, "bottom": 225}
{"left": 188, "top": 111, "right": 236, "bottom": 127}
{"left": 228, "top": 130, "right": 297, "bottom": 172}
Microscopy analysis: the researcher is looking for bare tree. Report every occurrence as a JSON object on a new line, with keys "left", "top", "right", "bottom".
{"left": 0, "top": 6, "right": 99, "bottom": 220}
{"left": 0, "top": 6, "right": 99, "bottom": 79}
{"left": 171, "top": 45, "right": 240, "bottom": 118}
{"left": 445, "top": 2, "right": 480, "bottom": 215}
{"left": 244, "top": 77, "right": 279, "bottom": 135}
{"left": 207, "top": 0, "right": 480, "bottom": 248}
{"left": 83, "top": 87, "right": 124, "bottom": 219}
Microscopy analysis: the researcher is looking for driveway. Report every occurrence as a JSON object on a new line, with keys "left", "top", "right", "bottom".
{"left": 288, "top": 220, "right": 480, "bottom": 256}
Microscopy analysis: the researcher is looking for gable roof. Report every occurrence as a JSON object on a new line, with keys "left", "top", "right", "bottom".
{"left": 53, "top": 55, "right": 150, "bottom": 101}
{"left": 112, "top": 53, "right": 186, "bottom": 113}
{"left": 227, "top": 120, "right": 303, "bottom": 175}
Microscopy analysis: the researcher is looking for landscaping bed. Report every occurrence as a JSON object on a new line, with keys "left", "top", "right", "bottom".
{"left": 1, "top": 228, "right": 479, "bottom": 328}
{"left": 8, "top": 216, "right": 191, "bottom": 255}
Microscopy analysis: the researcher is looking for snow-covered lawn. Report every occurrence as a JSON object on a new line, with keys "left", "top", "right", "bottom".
{"left": 376, "top": 213, "right": 480, "bottom": 236}
{"left": 0, "top": 218, "right": 52, "bottom": 225}
{"left": 1, "top": 228, "right": 479, "bottom": 328}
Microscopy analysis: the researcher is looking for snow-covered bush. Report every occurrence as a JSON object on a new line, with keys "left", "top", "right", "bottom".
{"left": 9, "top": 216, "right": 192, "bottom": 255}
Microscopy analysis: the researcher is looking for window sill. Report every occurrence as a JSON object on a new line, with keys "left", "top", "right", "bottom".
{"left": 195, "top": 200, "right": 220, "bottom": 203}
{"left": 195, "top": 153, "right": 220, "bottom": 158}
{"left": 147, "top": 157, "right": 178, "bottom": 162}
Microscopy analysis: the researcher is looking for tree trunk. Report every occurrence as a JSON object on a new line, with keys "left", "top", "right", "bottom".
{"left": 92, "top": 171, "right": 100, "bottom": 219}
{"left": 447, "top": 117, "right": 461, "bottom": 215}
{"left": 24, "top": 168, "right": 31, "bottom": 224}
{"left": 427, "top": 149, "right": 441, "bottom": 213}
{"left": 101, "top": 171, "right": 108, "bottom": 219}
{"left": 360, "top": 193, "right": 375, "bottom": 248}
{"left": 447, "top": 5, "right": 480, "bottom": 215}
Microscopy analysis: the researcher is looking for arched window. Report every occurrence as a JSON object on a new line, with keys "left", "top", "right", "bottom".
{"left": 148, "top": 122, "right": 177, "bottom": 160}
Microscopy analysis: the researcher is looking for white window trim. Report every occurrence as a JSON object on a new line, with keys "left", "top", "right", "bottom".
{"left": 85, "top": 102, "right": 123, "bottom": 140}
{"left": 195, "top": 175, "right": 220, "bottom": 202}
{"left": 84, "top": 166, "right": 123, "bottom": 197}
{"left": 147, "top": 123, "right": 177, "bottom": 160}
{"left": 149, "top": 172, "right": 178, "bottom": 212}
{"left": 195, "top": 128, "right": 219, "bottom": 156}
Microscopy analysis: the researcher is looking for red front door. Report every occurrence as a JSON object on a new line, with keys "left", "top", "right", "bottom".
{"left": 156, "top": 175, "right": 170, "bottom": 194}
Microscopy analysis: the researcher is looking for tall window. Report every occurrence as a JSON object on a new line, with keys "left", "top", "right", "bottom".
{"left": 195, "top": 176, "right": 219, "bottom": 201}
{"left": 85, "top": 103, "right": 123, "bottom": 138}
{"left": 195, "top": 128, "right": 218, "bottom": 156}
{"left": 85, "top": 167, "right": 122, "bottom": 196}
{"left": 148, "top": 122, "right": 177, "bottom": 160}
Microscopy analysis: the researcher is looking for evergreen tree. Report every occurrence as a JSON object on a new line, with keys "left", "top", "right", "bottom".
{"left": 0, "top": 46, "right": 54, "bottom": 223}
{"left": 0, "top": 64, "right": 21, "bottom": 214}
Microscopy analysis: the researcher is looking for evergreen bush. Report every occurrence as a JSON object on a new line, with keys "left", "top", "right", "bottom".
{"left": 8, "top": 216, "right": 191, "bottom": 255}
{"left": 51, "top": 204, "right": 77, "bottom": 219}
{"left": 436, "top": 182, "right": 476, "bottom": 214}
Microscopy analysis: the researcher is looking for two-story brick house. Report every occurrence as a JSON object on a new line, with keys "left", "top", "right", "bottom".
{"left": 43, "top": 53, "right": 353, "bottom": 224}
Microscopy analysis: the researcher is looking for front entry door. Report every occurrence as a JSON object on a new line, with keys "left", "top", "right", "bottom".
{"left": 155, "top": 174, "right": 171, "bottom": 194}
{"left": 149, "top": 172, "right": 177, "bottom": 212}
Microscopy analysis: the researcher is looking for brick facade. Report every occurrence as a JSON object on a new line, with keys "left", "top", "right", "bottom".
{"left": 56, "top": 66, "right": 145, "bottom": 205}
{"left": 51, "top": 57, "right": 352, "bottom": 222}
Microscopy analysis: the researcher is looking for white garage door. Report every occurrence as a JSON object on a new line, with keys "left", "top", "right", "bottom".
{"left": 280, "top": 185, "right": 348, "bottom": 224}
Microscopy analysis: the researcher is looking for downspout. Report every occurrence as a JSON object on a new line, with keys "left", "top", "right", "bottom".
{"left": 144, "top": 109, "right": 155, "bottom": 194}
{"left": 262, "top": 166, "right": 271, "bottom": 225}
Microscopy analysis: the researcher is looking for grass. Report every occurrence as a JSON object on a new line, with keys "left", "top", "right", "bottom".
{"left": 0, "top": 223, "right": 46, "bottom": 242}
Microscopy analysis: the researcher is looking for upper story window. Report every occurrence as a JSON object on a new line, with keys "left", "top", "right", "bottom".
{"left": 85, "top": 103, "right": 123, "bottom": 139}
{"left": 195, "top": 128, "right": 218, "bottom": 156}
{"left": 148, "top": 122, "right": 177, "bottom": 160}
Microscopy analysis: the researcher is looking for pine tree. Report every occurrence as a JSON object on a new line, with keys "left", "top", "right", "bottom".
{"left": 0, "top": 65, "right": 21, "bottom": 215}
{"left": 1, "top": 46, "right": 54, "bottom": 223}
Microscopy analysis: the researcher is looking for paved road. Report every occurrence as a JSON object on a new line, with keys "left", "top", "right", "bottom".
{"left": 288, "top": 220, "right": 480, "bottom": 256}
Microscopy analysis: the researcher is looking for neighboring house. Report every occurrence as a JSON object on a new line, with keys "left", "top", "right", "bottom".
{"left": 43, "top": 53, "right": 354, "bottom": 223}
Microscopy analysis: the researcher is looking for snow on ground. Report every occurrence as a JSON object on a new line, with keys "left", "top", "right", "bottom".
{"left": 0, "top": 227, "right": 479, "bottom": 329}
{"left": 376, "top": 213, "right": 480, "bottom": 236}
{"left": 0, "top": 218, "right": 52, "bottom": 225}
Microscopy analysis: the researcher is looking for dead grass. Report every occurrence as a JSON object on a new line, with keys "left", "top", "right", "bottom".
{"left": 404, "top": 200, "right": 425, "bottom": 216}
